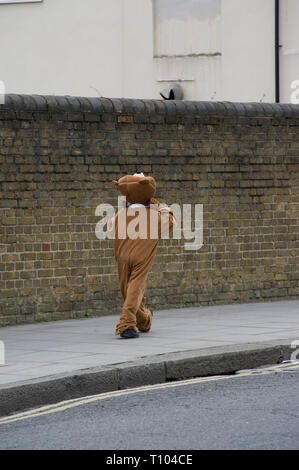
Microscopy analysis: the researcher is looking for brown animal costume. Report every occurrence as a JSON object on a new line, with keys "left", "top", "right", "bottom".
{"left": 110, "top": 172, "right": 175, "bottom": 338}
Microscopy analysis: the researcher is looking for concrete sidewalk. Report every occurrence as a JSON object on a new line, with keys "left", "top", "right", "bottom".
{"left": 0, "top": 299, "right": 299, "bottom": 416}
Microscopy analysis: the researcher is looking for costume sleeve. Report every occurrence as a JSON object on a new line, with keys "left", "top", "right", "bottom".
{"left": 150, "top": 198, "right": 177, "bottom": 239}
{"left": 159, "top": 207, "right": 176, "bottom": 239}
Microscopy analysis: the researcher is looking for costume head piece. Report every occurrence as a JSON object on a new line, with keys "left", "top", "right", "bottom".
{"left": 113, "top": 171, "right": 156, "bottom": 204}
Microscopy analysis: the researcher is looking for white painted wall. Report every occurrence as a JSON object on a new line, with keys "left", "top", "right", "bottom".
{"left": 221, "top": 0, "right": 275, "bottom": 103}
{"left": 0, "top": 0, "right": 154, "bottom": 98}
{"left": 153, "top": 0, "right": 222, "bottom": 100}
{"left": 0, "top": 0, "right": 298, "bottom": 103}
{"left": 154, "top": 0, "right": 299, "bottom": 103}
{"left": 280, "top": 0, "right": 299, "bottom": 103}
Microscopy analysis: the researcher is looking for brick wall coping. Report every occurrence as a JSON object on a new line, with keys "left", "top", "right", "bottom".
{"left": 1, "top": 94, "right": 299, "bottom": 118}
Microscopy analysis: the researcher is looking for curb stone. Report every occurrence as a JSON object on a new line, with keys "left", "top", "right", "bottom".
{"left": 0, "top": 340, "right": 293, "bottom": 417}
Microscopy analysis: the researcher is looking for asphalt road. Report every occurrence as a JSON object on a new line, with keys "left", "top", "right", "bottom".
{"left": 0, "top": 363, "right": 298, "bottom": 450}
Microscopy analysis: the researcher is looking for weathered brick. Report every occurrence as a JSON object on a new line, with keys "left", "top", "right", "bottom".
{"left": 0, "top": 96, "right": 298, "bottom": 325}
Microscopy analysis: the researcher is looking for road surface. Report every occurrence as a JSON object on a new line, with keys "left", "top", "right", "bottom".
{"left": 0, "top": 362, "right": 298, "bottom": 450}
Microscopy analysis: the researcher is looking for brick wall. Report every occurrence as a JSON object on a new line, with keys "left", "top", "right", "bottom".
{"left": 0, "top": 95, "right": 298, "bottom": 326}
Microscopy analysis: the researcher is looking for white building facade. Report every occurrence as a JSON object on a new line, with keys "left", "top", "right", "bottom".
{"left": 0, "top": 0, "right": 298, "bottom": 103}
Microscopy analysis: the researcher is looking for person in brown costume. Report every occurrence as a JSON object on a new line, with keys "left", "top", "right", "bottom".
{"left": 109, "top": 171, "right": 175, "bottom": 339}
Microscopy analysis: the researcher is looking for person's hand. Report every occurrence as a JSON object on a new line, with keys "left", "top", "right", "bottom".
{"left": 150, "top": 198, "right": 160, "bottom": 211}
{"left": 150, "top": 197, "right": 160, "bottom": 206}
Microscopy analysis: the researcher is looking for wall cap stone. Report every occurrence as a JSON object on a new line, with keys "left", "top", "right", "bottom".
{"left": 1, "top": 93, "right": 299, "bottom": 118}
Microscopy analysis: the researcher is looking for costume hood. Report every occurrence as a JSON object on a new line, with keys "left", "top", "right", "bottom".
{"left": 113, "top": 173, "right": 156, "bottom": 204}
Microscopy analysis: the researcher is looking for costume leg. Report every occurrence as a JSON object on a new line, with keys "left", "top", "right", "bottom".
{"left": 115, "top": 258, "right": 153, "bottom": 335}
{"left": 115, "top": 261, "right": 137, "bottom": 334}
{"left": 136, "top": 295, "right": 152, "bottom": 332}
